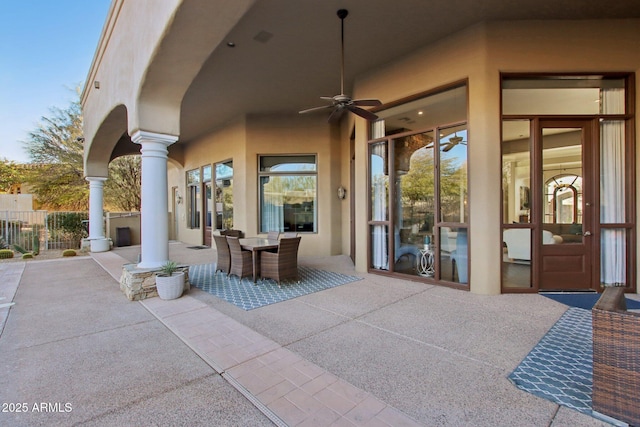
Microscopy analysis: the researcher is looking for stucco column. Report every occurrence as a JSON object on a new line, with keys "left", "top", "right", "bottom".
{"left": 132, "top": 130, "right": 178, "bottom": 269}
{"left": 86, "top": 176, "right": 109, "bottom": 252}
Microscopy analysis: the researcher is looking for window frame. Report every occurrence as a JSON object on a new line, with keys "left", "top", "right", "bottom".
{"left": 258, "top": 154, "right": 318, "bottom": 234}
{"left": 186, "top": 168, "right": 201, "bottom": 229}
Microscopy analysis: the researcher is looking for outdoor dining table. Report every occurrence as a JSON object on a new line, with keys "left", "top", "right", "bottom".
{"left": 239, "top": 237, "right": 280, "bottom": 283}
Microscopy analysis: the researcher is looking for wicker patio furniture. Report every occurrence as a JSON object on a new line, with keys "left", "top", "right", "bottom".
{"left": 260, "top": 236, "right": 301, "bottom": 287}
{"left": 282, "top": 232, "right": 298, "bottom": 238}
{"left": 267, "top": 231, "right": 280, "bottom": 240}
{"left": 220, "top": 229, "right": 242, "bottom": 237}
{"left": 213, "top": 234, "right": 231, "bottom": 275}
{"left": 592, "top": 286, "right": 640, "bottom": 426}
{"left": 227, "top": 236, "right": 253, "bottom": 280}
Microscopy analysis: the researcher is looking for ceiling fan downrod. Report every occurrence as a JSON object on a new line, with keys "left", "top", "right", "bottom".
{"left": 338, "top": 9, "right": 348, "bottom": 96}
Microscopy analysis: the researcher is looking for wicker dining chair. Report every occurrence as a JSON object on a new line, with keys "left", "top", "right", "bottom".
{"left": 221, "top": 229, "right": 242, "bottom": 238}
{"left": 213, "top": 234, "right": 231, "bottom": 275}
{"left": 282, "top": 232, "right": 298, "bottom": 238}
{"left": 226, "top": 236, "right": 253, "bottom": 280}
{"left": 260, "top": 236, "right": 301, "bottom": 287}
{"left": 267, "top": 231, "right": 280, "bottom": 240}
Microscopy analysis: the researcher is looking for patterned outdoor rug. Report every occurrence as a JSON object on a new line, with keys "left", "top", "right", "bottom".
{"left": 542, "top": 292, "right": 640, "bottom": 310}
{"left": 509, "top": 307, "right": 594, "bottom": 416}
{"left": 189, "top": 263, "right": 362, "bottom": 310}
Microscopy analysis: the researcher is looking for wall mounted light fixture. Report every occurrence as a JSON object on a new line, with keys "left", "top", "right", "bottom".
{"left": 337, "top": 186, "right": 347, "bottom": 200}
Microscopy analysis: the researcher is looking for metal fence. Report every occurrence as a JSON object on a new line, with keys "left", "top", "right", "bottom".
{"left": 0, "top": 210, "right": 89, "bottom": 252}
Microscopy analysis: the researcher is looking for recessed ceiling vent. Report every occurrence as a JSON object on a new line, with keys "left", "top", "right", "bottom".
{"left": 253, "top": 30, "right": 274, "bottom": 43}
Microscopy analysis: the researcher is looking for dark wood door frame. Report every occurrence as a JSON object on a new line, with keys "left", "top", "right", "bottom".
{"left": 536, "top": 119, "right": 596, "bottom": 291}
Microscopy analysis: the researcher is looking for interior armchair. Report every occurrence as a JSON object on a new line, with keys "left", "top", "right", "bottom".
{"left": 260, "top": 236, "right": 301, "bottom": 287}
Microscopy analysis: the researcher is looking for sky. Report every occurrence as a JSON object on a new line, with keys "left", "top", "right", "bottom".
{"left": 0, "top": 0, "right": 111, "bottom": 163}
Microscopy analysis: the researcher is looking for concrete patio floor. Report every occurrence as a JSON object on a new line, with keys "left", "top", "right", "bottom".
{"left": 0, "top": 242, "right": 613, "bottom": 426}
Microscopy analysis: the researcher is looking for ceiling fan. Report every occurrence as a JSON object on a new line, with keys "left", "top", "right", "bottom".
{"left": 441, "top": 133, "right": 467, "bottom": 152}
{"left": 299, "top": 9, "right": 382, "bottom": 122}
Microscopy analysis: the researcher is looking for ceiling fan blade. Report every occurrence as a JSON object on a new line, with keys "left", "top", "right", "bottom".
{"left": 299, "top": 105, "right": 334, "bottom": 114}
{"left": 348, "top": 105, "right": 379, "bottom": 121}
{"left": 442, "top": 143, "right": 454, "bottom": 152}
{"left": 352, "top": 99, "right": 382, "bottom": 107}
{"left": 328, "top": 106, "right": 346, "bottom": 122}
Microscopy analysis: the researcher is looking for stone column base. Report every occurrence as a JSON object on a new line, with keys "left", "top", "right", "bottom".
{"left": 120, "top": 263, "right": 191, "bottom": 301}
{"left": 90, "top": 238, "right": 111, "bottom": 253}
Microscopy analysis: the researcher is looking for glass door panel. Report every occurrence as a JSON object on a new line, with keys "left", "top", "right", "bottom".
{"left": 370, "top": 142, "right": 389, "bottom": 270}
{"left": 393, "top": 131, "right": 435, "bottom": 275}
{"left": 439, "top": 126, "right": 468, "bottom": 223}
{"left": 215, "top": 161, "right": 233, "bottom": 230}
{"left": 542, "top": 128, "right": 583, "bottom": 243}
{"left": 502, "top": 119, "right": 532, "bottom": 288}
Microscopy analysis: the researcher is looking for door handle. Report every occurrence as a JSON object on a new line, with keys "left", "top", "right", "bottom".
{"left": 583, "top": 231, "right": 592, "bottom": 236}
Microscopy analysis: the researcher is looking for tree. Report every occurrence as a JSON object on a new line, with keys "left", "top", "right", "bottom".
{"left": 22, "top": 91, "right": 141, "bottom": 211}
{"left": 0, "top": 159, "right": 25, "bottom": 193}
{"left": 105, "top": 156, "right": 141, "bottom": 211}
{"left": 23, "top": 95, "right": 88, "bottom": 210}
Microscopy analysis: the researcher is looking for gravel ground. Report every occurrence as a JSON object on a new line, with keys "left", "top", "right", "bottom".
{"left": 0, "top": 249, "right": 88, "bottom": 263}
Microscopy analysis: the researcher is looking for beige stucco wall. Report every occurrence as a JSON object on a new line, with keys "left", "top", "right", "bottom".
{"left": 173, "top": 113, "right": 343, "bottom": 258}
{"left": 352, "top": 19, "right": 640, "bottom": 294}
{"left": 106, "top": 212, "right": 141, "bottom": 246}
{"left": 82, "top": 1, "right": 181, "bottom": 156}
{"left": 82, "top": 0, "right": 256, "bottom": 177}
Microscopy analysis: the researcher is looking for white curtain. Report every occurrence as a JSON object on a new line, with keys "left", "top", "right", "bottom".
{"left": 261, "top": 178, "right": 284, "bottom": 232}
{"left": 371, "top": 129, "right": 389, "bottom": 269}
{"left": 600, "top": 88, "right": 625, "bottom": 285}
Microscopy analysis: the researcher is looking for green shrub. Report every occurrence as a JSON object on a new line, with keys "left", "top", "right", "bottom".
{"left": 0, "top": 249, "right": 14, "bottom": 259}
{"left": 32, "top": 234, "right": 40, "bottom": 256}
{"left": 62, "top": 249, "right": 77, "bottom": 257}
{"left": 47, "top": 212, "right": 89, "bottom": 249}
{"left": 12, "top": 244, "right": 28, "bottom": 254}
{"left": 21, "top": 253, "right": 34, "bottom": 259}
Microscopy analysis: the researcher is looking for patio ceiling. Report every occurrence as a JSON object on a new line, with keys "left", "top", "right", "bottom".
{"left": 178, "top": 0, "right": 640, "bottom": 142}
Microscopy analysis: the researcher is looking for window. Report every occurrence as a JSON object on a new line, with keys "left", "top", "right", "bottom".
{"left": 215, "top": 161, "right": 233, "bottom": 230}
{"left": 367, "top": 83, "right": 468, "bottom": 286}
{"left": 259, "top": 155, "right": 317, "bottom": 233}
{"left": 186, "top": 169, "right": 200, "bottom": 229}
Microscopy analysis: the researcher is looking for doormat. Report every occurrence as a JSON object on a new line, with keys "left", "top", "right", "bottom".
{"left": 509, "top": 307, "right": 594, "bottom": 415}
{"left": 541, "top": 292, "right": 640, "bottom": 310}
{"left": 187, "top": 246, "right": 209, "bottom": 250}
{"left": 189, "top": 263, "right": 362, "bottom": 310}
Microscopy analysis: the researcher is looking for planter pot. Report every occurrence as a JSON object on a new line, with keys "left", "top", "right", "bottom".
{"left": 155, "top": 272, "right": 185, "bottom": 300}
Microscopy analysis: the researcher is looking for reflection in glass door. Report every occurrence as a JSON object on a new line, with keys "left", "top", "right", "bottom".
{"left": 215, "top": 161, "right": 234, "bottom": 231}
{"left": 368, "top": 125, "right": 468, "bottom": 285}
{"left": 393, "top": 131, "right": 435, "bottom": 275}
{"left": 539, "top": 122, "right": 592, "bottom": 290}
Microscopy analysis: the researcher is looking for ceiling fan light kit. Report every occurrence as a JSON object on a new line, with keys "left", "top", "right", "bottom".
{"left": 299, "top": 9, "right": 382, "bottom": 122}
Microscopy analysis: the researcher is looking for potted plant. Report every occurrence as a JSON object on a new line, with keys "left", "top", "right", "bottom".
{"left": 155, "top": 261, "right": 185, "bottom": 300}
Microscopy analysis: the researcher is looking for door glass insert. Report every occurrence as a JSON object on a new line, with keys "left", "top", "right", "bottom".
{"left": 601, "top": 228, "right": 627, "bottom": 286}
{"left": 393, "top": 131, "right": 435, "bottom": 275}
{"left": 542, "top": 128, "right": 583, "bottom": 245}
{"left": 370, "top": 142, "right": 389, "bottom": 270}
{"left": 439, "top": 226, "right": 467, "bottom": 284}
{"left": 502, "top": 119, "right": 532, "bottom": 288}
{"left": 215, "top": 161, "right": 233, "bottom": 230}
{"left": 439, "top": 126, "right": 468, "bottom": 223}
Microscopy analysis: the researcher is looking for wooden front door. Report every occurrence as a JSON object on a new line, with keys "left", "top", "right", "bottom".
{"left": 538, "top": 120, "right": 595, "bottom": 290}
